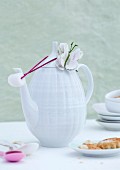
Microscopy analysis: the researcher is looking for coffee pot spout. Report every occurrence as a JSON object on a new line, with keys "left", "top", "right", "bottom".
{"left": 8, "top": 68, "right": 39, "bottom": 127}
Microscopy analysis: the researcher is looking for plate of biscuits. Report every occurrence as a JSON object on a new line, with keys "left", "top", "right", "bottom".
{"left": 69, "top": 137, "right": 120, "bottom": 157}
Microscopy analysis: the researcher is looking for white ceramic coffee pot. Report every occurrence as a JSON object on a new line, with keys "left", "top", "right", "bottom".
{"left": 8, "top": 42, "right": 94, "bottom": 147}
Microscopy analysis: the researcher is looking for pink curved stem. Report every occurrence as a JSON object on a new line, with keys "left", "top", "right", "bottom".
{"left": 29, "top": 56, "right": 49, "bottom": 72}
{"left": 21, "top": 57, "right": 57, "bottom": 79}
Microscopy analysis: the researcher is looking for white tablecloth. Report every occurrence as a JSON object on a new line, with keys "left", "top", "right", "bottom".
{"left": 0, "top": 120, "right": 120, "bottom": 170}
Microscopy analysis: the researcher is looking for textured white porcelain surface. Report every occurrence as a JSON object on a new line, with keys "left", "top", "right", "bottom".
{"left": 26, "top": 65, "right": 93, "bottom": 147}
{"left": 8, "top": 42, "right": 94, "bottom": 147}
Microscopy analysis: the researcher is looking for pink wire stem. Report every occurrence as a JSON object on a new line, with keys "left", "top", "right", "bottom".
{"left": 21, "top": 56, "right": 48, "bottom": 79}
{"left": 29, "top": 56, "right": 49, "bottom": 72}
{"left": 21, "top": 57, "right": 57, "bottom": 79}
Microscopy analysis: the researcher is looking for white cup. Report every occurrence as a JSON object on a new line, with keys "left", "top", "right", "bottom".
{"left": 105, "top": 90, "right": 120, "bottom": 113}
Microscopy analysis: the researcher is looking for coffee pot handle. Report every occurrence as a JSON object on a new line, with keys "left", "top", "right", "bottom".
{"left": 76, "top": 64, "right": 94, "bottom": 104}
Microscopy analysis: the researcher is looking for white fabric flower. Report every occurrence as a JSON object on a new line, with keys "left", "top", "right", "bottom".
{"left": 66, "top": 48, "right": 83, "bottom": 70}
{"left": 56, "top": 43, "right": 69, "bottom": 70}
{"left": 56, "top": 43, "right": 83, "bottom": 71}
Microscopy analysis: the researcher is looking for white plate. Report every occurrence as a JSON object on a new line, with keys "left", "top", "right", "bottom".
{"left": 93, "top": 103, "right": 120, "bottom": 116}
{"left": 98, "top": 114, "right": 120, "bottom": 121}
{"left": 69, "top": 142, "right": 120, "bottom": 157}
{"left": 96, "top": 119, "right": 120, "bottom": 131}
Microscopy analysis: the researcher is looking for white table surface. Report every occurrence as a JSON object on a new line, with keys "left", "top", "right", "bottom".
{"left": 0, "top": 119, "right": 120, "bottom": 170}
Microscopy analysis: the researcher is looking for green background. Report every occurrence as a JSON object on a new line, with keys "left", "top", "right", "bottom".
{"left": 0, "top": 0, "right": 120, "bottom": 122}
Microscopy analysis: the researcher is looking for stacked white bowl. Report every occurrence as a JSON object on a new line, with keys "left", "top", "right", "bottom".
{"left": 105, "top": 90, "right": 120, "bottom": 113}
{"left": 93, "top": 90, "right": 120, "bottom": 131}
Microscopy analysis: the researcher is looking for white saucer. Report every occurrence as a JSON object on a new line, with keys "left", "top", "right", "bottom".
{"left": 96, "top": 119, "right": 120, "bottom": 131}
{"left": 98, "top": 114, "right": 120, "bottom": 121}
{"left": 93, "top": 103, "right": 120, "bottom": 116}
{"left": 69, "top": 142, "right": 120, "bottom": 157}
